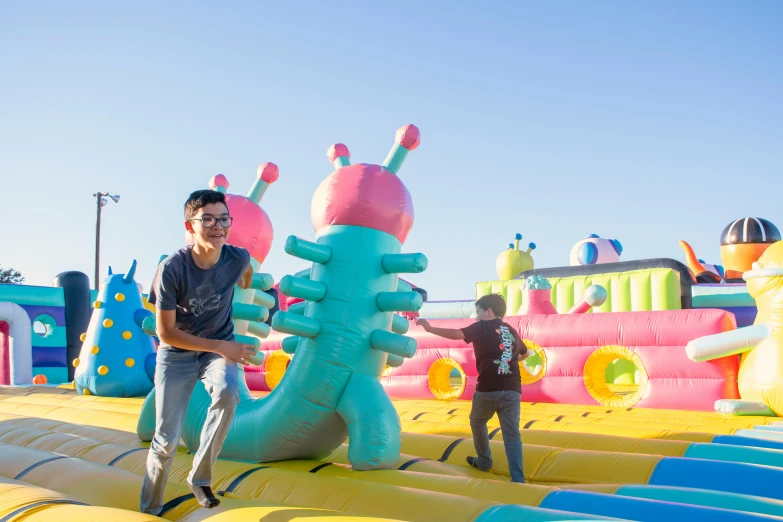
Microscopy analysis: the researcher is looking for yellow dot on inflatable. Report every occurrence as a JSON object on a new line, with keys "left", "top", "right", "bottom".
{"left": 91, "top": 345, "right": 100, "bottom": 355}
{"left": 125, "top": 358, "right": 135, "bottom": 368}
{"left": 115, "top": 292, "right": 125, "bottom": 302}
{"left": 98, "top": 365, "right": 109, "bottom": 375}
{"left": 103, "top": 318, "right": 114, "bottom": 328}
{"left": 73, "top": 358, "right": 80, "bottom": 367}
{"left": 122, "top": 330, "right": 132, "bottom": 340}
{"left": 79, "top": 333, "right": 86, "bottom": 342}
{"left": 93, "top": 301, "right": 102, "bottom": 309}
{"left": 83, "top": 389, "right": 92, "bottom": 395}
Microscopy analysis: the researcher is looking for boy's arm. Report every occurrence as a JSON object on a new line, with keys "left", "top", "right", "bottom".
{"left": 415, "top": 319, "right": 465, "bottom": 341}
{"left": 237, "top": 264, "right": 254, "bottom": 290}
{"left": 156, "top": 308, "right": 256, "bottom": 364}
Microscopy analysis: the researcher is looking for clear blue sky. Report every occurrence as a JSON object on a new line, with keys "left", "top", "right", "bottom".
{"left": 2, "top": 1, "right": 782, "bottom": 300}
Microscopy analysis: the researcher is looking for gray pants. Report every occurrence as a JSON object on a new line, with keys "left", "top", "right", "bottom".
{"left": 140, "top": 349, "right": 239, "bottom": 515}
{"left": 470, "top": 390, "right": 525, "bottom": 483}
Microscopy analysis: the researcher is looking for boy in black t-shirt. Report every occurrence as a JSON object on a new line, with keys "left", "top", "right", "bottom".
{"left": 417, "top": 294, "right": 528, "bottom": 483}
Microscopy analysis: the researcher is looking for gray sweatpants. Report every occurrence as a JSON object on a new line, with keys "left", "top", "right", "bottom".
{"left": 140, "top": 348, "right": 239, "bottom": 515}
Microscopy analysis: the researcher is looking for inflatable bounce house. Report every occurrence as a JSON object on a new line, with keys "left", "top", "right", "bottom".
{"left": 4, "top": 126, "right": 783, "bottom": 521}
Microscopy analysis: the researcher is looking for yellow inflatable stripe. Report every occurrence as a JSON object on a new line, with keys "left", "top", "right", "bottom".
{"left": 219, "top": 463, "right": 497, "bottom": 522}
{"left": 404, "top": 406, "right": 753, "bottom": 434}
{"left": 399, "top": 419, "right": 690, "bottom": 457}
{"left": 168, "top": 496, "right": 407, "bottom": 522}
{"left": 0, "top": 411, "right": 141, "bottom": 446}
{"left": 396, "top": 432, "right": 664, "bottom": 485}
{"left": 14, "top": 503, "right": 163, "bottom": 521}
{"left": 394, "top": 399, "right": 781, "bottom": 425}
{"left": 3, "top": 394, "right": 143, "bottom": 415}
{"left": 521, "top": 419, "right": 716, "bottom": 442}
{"left": 401, "top": 407, "right": 739, "bottom": 437}
{"left": 0, "top": 444, "right": 189, "bottom": 514}
{"left": 322, "top": 445, "right": 490, "bottom": 479}
{"left": 315, "top": 465, "right": 556, "bottom": 507}
{"left": 0, "top": 453, "right": 397, "bottom": 522}
{"left": 0, "top": 477, "right": 163, "bottom": 521}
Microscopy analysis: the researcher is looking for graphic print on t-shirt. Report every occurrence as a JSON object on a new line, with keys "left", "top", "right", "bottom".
{"left": 189, "top": 284, "right": 222, "bottom": 317}
{"left": 493, "top": 325, "right": 515, "bottom": 375}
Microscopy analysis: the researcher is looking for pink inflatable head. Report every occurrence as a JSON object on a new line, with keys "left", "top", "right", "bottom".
{"left": 187, "top": 163, "right": 279, "bottom": 264}
{"left": 311, "top": 124, "right": 420, "bottom": 244}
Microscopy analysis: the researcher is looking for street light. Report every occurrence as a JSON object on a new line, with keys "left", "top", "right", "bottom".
{"left": 93, "top": 192, "right": 120, "bottom": 290}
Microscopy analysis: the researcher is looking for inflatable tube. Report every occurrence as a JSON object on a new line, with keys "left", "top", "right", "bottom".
{"left": 53, "top": 271, "right": 91, "bottom": 382}
{"left": 419, "top": 300, "right": 475, "bottom": 319}
{"left": 0, "top": 301, "right": 33, "bottom": 385}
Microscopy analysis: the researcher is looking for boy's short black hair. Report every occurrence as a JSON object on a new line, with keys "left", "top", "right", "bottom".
{"left": 184, "top": 190, "right": 228, "bottom": 219}
{"left": 475, "top": 294, "right": 507, "bottom": 317}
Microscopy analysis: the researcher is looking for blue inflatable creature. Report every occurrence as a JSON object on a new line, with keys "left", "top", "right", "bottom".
{"left": 73, "top": 260, "right": 156, "bottom": 397}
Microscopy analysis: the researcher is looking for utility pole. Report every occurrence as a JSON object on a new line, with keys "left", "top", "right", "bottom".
{"left": 93, "top": 192, "right": 120, "bottom": 290}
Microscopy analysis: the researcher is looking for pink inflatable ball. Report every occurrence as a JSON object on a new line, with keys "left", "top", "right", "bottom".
{"left": 568, "top": 284, "right": 608, "bottom": 314}
{"left": 311, "top": 164, "right": 414, "bottom": 243}
{"left": 312, "top": 125, "right": 420, "bottom": 245}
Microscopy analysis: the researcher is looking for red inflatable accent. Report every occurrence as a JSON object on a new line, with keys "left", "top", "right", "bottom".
{"left": 257, "top": 162, "right": 279, "bottom": 184}
{"left": 396, "top": 124, "right": 421, "bottom": 150}
{"left": 327, "top": 143, "right": 350, "bottom": 163}
{"left": 0, "top": 321, "right": 9, "bottom": 386}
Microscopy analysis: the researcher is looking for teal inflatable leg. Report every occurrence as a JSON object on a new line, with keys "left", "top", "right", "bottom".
{"left": 337, "top": 373, "right": 401, "bottom": 470}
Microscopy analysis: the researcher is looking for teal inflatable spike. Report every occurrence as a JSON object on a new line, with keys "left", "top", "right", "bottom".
{"left": 279, "top": 275, "right": 327, "bottom": 302}
{"left": 370, "top": 329, "right": 417, "bottom": 358}
{"left": 281, "top": 336, "right": 301, "bottom": 354}
{"left": 377, "top": 291, "right": 423, "bottom": 312}
{"left": 74, "top": 260, "right": 156, "bottom": 397}
{"left": 247, "top": 320, "right": 270, "bottom": 339}
{"left": 287, "top": 301, "right": 306, "bottom": 315}
{"left": 137, "top": 125, "right": 427, "bottom": 471}
{"left": 391, "top": 314, "right": 410, "bottom": 334}
{"left": 285, "top": 236, "right": 332, "bottom": 264}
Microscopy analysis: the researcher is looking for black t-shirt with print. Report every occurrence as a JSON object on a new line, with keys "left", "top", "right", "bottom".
{"left": 461, "top": 319, "right": 525, "bottom": 393}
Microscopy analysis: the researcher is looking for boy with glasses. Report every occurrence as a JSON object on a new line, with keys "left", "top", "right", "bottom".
{"left": 141, "top": 189, "right": 257, "bottom": 514}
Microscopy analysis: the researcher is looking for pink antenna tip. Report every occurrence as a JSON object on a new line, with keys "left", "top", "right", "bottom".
{"left": 257, "top": 162, "right": 279, "bottom": 184}
{"left": 327, "top": 143, "right": 350, "bottom": 163}
{"left": 209, "top": 174, "right": 229, "bottom": 191}
{"left": 396, "top": 124, "right": 420, "bottom": 151}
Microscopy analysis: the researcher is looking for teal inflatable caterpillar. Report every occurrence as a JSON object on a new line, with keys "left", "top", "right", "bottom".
{"left": 137, "top": 125, "right": 426, "bottom": 470}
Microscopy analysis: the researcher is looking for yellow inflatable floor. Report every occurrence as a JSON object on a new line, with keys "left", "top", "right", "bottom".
{"left": 2, "top": 386, "right": 783, "bottom": 522}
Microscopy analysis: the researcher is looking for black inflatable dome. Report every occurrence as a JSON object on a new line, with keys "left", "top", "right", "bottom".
{"left": 720, "top": 217, "right": 781, "bottom": 246}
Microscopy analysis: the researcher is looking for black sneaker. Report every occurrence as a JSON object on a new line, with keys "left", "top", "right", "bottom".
{"left": 466, "top": 456, "right": 490, "bottom": 472}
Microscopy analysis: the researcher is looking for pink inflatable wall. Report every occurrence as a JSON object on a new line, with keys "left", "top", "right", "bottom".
{"left": 383, "top": 309, "right": 740, "bottom": 411}
{"left": 252, "top": 309, "right": 740, "bottom": 411}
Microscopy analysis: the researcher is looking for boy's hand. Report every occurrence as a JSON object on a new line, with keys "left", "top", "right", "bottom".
{"left": 415, "top": 319, "right": 431, "bottom": 332}
{"left": 216, "top": 340, "right": 257, "bottom": 365}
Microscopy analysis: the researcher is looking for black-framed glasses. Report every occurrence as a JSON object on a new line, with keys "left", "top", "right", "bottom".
{"left": 189, "top": 216, "right": 233, "bottom": 228}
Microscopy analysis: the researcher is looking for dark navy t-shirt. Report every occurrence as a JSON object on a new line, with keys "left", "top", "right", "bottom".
{"left": 461, "top": 319, "right": 525, "bottom": 393}
{"left": 148, "top": 245, "right": 250, "bottom": 352}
